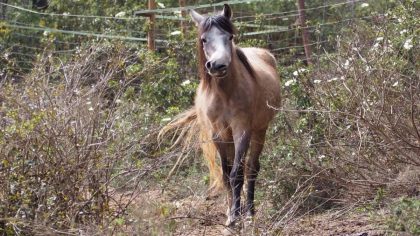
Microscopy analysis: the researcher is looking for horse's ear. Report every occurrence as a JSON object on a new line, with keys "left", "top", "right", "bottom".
{"left": 222, "top": 4, "right": 232, "bottom": 20}
{"left": 189, "top": 9, "right": 204, "bottom": 26}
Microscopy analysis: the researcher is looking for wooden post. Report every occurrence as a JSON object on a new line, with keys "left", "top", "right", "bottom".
{"left": 179, "top": 0, "right": 187, "bottom": 35}
{"left": 1, "top": 0, "right": 8, "bottom": 20}
{"left": 147, "top": 0, "right": 156, "bottom": 51}
{"left": 297, "top": 0, "right": 312, "bottom": 65}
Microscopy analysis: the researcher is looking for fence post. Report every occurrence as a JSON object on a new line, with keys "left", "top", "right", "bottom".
{"left": 297, "top": 0, "right": 312, "bottom": 65}
{"left": 0, "top": 0, "right": 7, "bottom": 20}
{"left": 147, "top": 0, "right": 156, "bottom": 51}
{"left": 179, "top": 0, "right": 187, "bottom": 35}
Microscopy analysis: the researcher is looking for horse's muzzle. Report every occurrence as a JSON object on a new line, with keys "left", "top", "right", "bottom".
{"left": 206, "top": 61, "right": 228, "bottom": 78}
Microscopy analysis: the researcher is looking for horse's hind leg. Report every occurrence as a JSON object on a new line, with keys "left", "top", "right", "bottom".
{"left": 245, "top": 129, "right": 266, "bottom": 217}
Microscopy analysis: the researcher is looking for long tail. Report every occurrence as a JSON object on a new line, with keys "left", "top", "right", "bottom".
{"left": 158, "top": 107, "right": 223, "bottom": 191}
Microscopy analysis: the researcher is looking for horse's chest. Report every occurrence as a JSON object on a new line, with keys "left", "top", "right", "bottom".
{"left": 206, "top": 98, "right": 229, "bottom": 122}
{"left": 197, "top": 93, "right": 231, "bottom": 124}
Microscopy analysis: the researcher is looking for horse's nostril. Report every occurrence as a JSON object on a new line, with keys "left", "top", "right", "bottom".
{"left": 214, "top": 64, "right": 227, "bottom": 71}
{"left": 205, "top": 61, "right": 212, "bottom": 70}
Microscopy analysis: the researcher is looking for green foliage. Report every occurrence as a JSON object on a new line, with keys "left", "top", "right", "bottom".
{"left": 386, "top": 198, "right": 420, "bottom": 234}
{"left": 258, "top": 0, "right": 419, "bottom": 223}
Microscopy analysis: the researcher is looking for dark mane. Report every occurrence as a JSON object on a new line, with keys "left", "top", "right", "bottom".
{"left": 235, "top": 47, "right": 255, "bottom": 78}
{"left": 197, "top": 14, "right": 254, "bottom": 87}
{"left": 201, "top": 15, "right": 236, "bottom": 35}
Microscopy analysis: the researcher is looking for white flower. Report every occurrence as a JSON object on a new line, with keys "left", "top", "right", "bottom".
{"left": 174, "top": 201, "right": 182, "bottom": 208}
{"left": 403, "top": 38, "right": 413, "bottom": 50}
{"left": 313, "top": 79, "right": 321, "bottom": 84}
{"left": 161, "top": 117, "right": 171, "bottom": 122}
{"left": 328, "top": 77, "right": 339, "bottom": 82}
{"left": 343, "top": 59, "right": 350, "bottom": 69}
{"left": 157, "top": 2, "right": 165, "bottom": 8}
{"left": 399, "top": 29, "right": 407, "bottom": 35}
{"left": 88, "top": 107, "right": 94, "bottom": 111}
{"left": 318, "top": 155, "right": 326, "bottom": 161}
{"left": 392, "top": 81, "right": 399, "bottom": 87}
{"left": 284, "top": 79, "right": 296, "bottom": 87}
{"left": 170, "top": 30, "right": 182, "bottom": 36}
{"left": 62, "top": 12, "right": 70, "bottom": 16}
{"left": 376, "top": 37, "right": 384, "bottom": 41}
{"left": 181, "top": 80, "right": 191, "bottom": 86}
{"left": 292, "top": 68, "right": 307, "bottom": 76}
{"left": 361, "top": 3, "right": 369, "bottom": 8}
{"left": 43, "top": 31, "right": 49, "bottom": 36}
{"left": 115, "top": 11, "right": 126, "bottom": 18}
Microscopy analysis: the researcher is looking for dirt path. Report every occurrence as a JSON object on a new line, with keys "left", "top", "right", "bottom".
{"left": 123, "top": 187, "right": 399, "bottom": 236}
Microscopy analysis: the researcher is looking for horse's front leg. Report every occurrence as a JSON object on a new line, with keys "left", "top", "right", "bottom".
{"left": 245, "top": 129, "right": 266, "bottom": 218}
{"left": 212, "top": 134, "right": 234, "bottom": 224}
{"left": 229, "top": 128, "right": 251, "bottom": 224}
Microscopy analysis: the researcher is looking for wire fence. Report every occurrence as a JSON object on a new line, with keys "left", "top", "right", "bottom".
{"left": 0, "top": 0, "right": 386, "bottom": 75}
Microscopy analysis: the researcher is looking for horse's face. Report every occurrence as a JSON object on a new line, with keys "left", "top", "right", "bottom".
{"left": 190, "top": 5, "right": 234, "bottom": 78}
{"left": 200, "top": 26, "right": 233, "bottom": 78}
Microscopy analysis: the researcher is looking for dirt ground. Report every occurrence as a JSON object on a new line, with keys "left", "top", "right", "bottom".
{"left": 121, "top": 187, "right": 405, "bottom": 236}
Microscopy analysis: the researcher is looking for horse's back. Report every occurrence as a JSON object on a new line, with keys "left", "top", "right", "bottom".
{"left": 240, "top": 47, "right": 281, "bottom": 129}
{"left": 241, "top": 47, "right": 279, "bottom": 89}
{"left": 242, "top": 47, "right": 277, "bottom": 68}
{"left": 243, "top": 48, "right": 281, "bottom": 102}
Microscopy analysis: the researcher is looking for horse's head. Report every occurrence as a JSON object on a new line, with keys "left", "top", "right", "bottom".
{"left": 190, "top": 4, "right": 235, "bottom": 78}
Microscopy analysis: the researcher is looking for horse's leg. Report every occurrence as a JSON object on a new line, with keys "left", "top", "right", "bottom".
{"left": 245, "top": 129, "right": 266, "bottom": 218}
{"left": 212, "top": 134, "right": 235, "bottom": 225}
{"left": 229, "top": 127, "right": 251, "bottom": 224}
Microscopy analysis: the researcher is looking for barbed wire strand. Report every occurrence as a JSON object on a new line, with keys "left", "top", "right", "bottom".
{"left": 1, "top": 0, "right": 367, "bottom": 20}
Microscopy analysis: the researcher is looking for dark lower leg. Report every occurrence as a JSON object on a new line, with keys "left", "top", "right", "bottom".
{"left": 230, "top": 164, "right": 244, "bottom": 216}
{"left": 245, "top": 131, "right": 264, "bottom": 217}
{"left": 212, "top": 134, "right": 234, "bottom": 223}
{"left": 230, "top": 131, "right": 250, "bottom": 218}
{"left": 245, "top": 167, "right": 259, "bottom": 216}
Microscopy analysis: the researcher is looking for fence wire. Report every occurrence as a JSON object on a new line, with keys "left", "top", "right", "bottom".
{"left": 1, "top": 0, "right": 384, "bottom": 76}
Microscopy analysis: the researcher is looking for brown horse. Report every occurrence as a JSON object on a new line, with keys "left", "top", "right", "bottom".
{"left": 160, "top": 4, "right": 280, "bottom": 228}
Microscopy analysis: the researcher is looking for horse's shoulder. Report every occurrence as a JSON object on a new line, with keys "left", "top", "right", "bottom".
{"left": 240, "top": 47, "right": 277, "bottom": 68}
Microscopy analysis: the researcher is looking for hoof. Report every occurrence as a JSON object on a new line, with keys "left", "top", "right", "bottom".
{"left": 222, "top": 227, "right": 237, "bottom": 236}
{"left": 225, "top": 214, "right": 239, "bottom": 226}
{"left": 222, "top": 221, "right": 241, "bottom": 236}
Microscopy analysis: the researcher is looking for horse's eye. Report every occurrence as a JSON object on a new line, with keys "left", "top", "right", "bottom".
{"left": 229, "top": 35, "right": 233, "bottom": 41}
{"left": 202, "top": 38, "right": 207, "bottom": 43}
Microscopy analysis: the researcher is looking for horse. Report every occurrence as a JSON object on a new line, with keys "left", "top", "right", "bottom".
{"left": 160, "top": 4, "right": 281, "bottom": 229}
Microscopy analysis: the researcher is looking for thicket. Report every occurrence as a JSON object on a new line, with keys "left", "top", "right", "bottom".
{"left": 261, "top": 3, "right": 419, "bottom": 230}
{"left": 0, "top": 0, "right": 419, "bottom": 235}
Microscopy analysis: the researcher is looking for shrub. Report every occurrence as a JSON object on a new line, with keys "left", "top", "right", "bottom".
{"left": 261, "top": 1, "right": 419, "bottom": 230}
{"left": 0, "top": 43, "right": 188, "bottom": 234}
